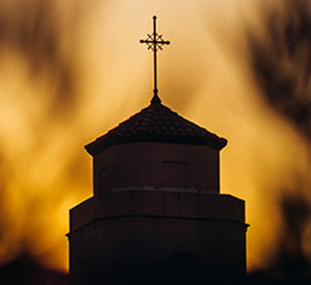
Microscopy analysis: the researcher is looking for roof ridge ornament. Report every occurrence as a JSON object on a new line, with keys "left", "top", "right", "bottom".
{"left": 140, "top": 15, "right": 170, "bottom": 104}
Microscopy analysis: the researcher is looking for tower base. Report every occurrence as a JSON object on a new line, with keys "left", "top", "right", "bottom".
{"left": 68, "top": 191, "right": 247, "bottom": 285}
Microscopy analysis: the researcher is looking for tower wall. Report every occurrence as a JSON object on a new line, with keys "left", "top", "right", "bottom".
{"left": 93, "top": 143, "right": 220, "bottom": 194}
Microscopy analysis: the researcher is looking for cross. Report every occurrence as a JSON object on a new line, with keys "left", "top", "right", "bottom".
{"left": 140, "top": 16, "right": 170, "bottom": 104}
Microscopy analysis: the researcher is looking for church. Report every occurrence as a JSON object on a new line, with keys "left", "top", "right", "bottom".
{"left": 67, "top": 16, "right": 248, "bottom": 285}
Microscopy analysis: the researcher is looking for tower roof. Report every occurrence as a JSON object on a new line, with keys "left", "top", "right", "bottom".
{"left": 85, "top": 100, "right": 227, "bottom": 156}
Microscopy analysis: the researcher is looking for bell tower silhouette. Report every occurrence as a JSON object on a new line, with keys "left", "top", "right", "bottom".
{"left": 67, "top": 16, "right": 248, "bottom": 285}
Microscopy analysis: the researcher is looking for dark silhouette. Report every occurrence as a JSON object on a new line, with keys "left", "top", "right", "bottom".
{"left": 67, "top": 15, "right": 248, "bottom": 285}
{"left": 67, "top": 18, "right": 247, "bottom": 283}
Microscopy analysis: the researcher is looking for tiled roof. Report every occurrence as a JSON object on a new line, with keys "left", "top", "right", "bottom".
{"left": 85, "top": 100, "right": 227, "bottom": 155}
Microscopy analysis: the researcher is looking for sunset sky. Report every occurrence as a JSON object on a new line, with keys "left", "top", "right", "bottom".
{"left": 0, "top": 0, "right": 310, "bottom": 273}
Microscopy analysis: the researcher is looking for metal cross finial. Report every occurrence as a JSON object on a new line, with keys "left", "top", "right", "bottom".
{"left": 140, "top": 15, "right": 170, "bottom": 104}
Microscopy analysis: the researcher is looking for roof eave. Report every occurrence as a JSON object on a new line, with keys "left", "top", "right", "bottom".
{"left": 85, "top": 136, "right": 227, "bottom": 156}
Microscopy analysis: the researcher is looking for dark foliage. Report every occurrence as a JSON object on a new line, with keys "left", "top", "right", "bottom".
{"left": 248, "top": 0, "right": 311, "bottom": 139}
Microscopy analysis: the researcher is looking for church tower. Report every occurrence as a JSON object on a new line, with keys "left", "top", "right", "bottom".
{"left": 67, "top": 17, "right": 248, "bottom": 285}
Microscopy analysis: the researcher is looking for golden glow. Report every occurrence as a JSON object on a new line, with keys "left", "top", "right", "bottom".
{"left": 0, "top": 0, "right": 310, "bottom": 273}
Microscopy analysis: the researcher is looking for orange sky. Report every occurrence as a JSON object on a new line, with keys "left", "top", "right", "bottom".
{"left": 0, "top": 0, "right": 310, "bottom": 273}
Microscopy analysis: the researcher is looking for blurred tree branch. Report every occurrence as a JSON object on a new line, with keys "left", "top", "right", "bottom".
{"left": 248, "top": 0, "right": 311, "bottom": 139}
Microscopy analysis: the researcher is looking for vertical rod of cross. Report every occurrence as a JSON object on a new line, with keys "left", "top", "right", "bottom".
{"left": 153, "top": 16, "right": 158, "bottom": 100}
{"left": 140, "top": 16, "right": 170, "bottom": 104}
